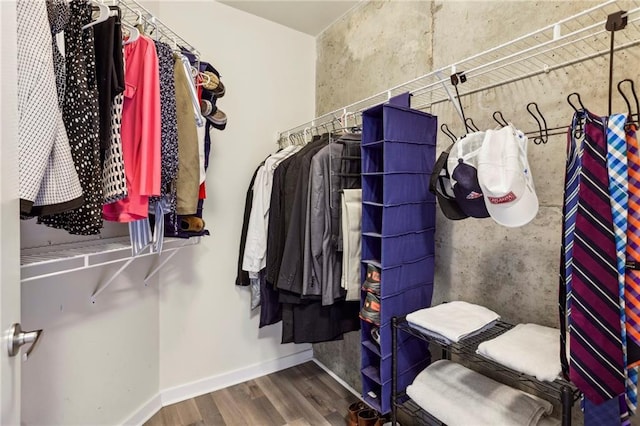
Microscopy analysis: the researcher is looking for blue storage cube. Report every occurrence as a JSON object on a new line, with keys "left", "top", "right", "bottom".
{"left": 362, "top": 175, "right": 383, "bottom": 205}
{"left": 363, "top": 202, "right": 436, "bottom": 237}
{"left": 384, "top": 202, "right": 436, "bottom": 236}
{"left": 383, "top": 105, "right": 437, "bottom": 144}
{"left": 381, "top": 255, "right": 435, "bottom": 297}
{"left": 362, "top": 375, "right": 383, "bottom": 412}
{"left": 381, "top": 230, "right": 435, "bottom": 267}
{"left": 381, "top": 173, "right": 433, "bottom": 205}
{"left": 362, "top": 203, "right": 383, "bottom": 235}
{"left": 383, "top": 140, "right": 435, "bottom": 173}
{"left": 362, "top": 142, "right": 384, "bottom": 173}
{"left": 363, "top": 107, "right": 384, "bottom": 144}
{"left": 362, "top": 234, "right": 382, "bottom": 265}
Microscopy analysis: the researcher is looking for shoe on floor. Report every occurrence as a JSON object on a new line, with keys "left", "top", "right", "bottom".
{"left": 362, "top": 263, "right": 381, "bottom": 294}
{"left": 359, "top": 292, "right": 380, "bottom": 326}
{"left": 347, "top": 401, "right": 366, "bottom": 426}
{"left": 357, "top": 409, "right": 379, "bottom": 426}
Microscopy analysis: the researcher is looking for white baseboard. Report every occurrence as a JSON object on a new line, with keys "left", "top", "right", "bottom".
{"left": 161, "top": 348, "right": 313, "bottom": 406}
{"left": 121, "top": 393, "right": 163, "bottom": 426}
{"left": 312, "top": 358, "right": 362, "bottom": 400}
{"left": 122, "top": 349, "right": 315, "bottom": 425}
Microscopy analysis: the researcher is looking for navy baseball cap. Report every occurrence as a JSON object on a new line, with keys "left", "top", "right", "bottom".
{"left": 447, "top": 132, "right": 490, "bottom": 219}
{"left": 429, "top": 144, "right": 468, "bottom": 220}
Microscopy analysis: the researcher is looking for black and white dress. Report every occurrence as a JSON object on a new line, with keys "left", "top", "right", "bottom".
{"left": 39, "top": 0, "right": 103, "bottom": 235}
{"left": 18, "top": 0, "right": 83, "bottom": 217}
{"left": 102, "top": 16, "right": 127, "bottom": 204}
{"left": 150, "top": 40, "right": 179, "bottom": 213}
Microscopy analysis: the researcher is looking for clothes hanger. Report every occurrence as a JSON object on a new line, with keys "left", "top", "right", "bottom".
{"left": 122, "top": 22, "right": 140, "bottom": 45}
{"left": 82, "top": 1, "right": 110, "bottom": 30}
{"left": 618, "top": 79, "right": 639, "bottom": 127}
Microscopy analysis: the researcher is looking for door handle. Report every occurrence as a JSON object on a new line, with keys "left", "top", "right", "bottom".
{"left": 7, "top": 323, "right": 42, "bottom": 361}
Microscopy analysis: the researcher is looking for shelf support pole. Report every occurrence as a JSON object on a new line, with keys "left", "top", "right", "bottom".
{"left": 90, "top": 256, "right": 136, "bottom": 303}
{"left": 144, "top": 250, "right": 179, "bottom": 285}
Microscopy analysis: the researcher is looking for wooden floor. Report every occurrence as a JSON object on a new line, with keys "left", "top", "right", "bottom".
{"left": 144, "top": 361, "right": 360, "bottom": 426}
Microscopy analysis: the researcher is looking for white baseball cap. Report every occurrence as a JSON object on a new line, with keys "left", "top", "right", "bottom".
{"left": 477, "top": 125, "right": 539, "bottom": 227}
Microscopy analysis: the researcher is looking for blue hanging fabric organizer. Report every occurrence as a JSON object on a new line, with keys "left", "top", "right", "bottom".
{"left": 359, "top": 93, "right": 438, "bottom": 413}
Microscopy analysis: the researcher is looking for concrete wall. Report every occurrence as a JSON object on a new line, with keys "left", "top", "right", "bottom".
{"left": 313, "top": 2, "right": 639, "bottom": 417}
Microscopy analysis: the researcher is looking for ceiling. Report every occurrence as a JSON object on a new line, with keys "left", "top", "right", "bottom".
{"left": 219, "top": 1, "right": 360, "bottom": 36}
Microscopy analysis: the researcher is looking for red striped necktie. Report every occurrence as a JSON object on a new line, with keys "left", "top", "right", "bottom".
{"left": 569, "top": 115, "right": 626, "bottom": 403}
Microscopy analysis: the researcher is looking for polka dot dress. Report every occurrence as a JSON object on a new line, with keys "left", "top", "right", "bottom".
{"left": 39, "top": 0, "right": 103, "bottom": 235}
{"left": 150, "top": 41, "right": 178, "bottom": 213}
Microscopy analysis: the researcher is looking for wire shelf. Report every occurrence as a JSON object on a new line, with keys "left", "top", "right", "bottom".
{"left": 279, "top": 0, "right": 640, "bottom": 143}
{"left": 21, "top": 236, "right": 200, "bottom": 282}
{"left": 395, "top": 393, "right": 444, "bottom": 426}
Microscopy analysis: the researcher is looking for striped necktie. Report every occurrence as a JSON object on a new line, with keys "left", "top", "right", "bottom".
{"left": 570, "top": 114, "right": 626, "bottom": 404}
{"left": 626, "top": 123, "right": 640, "bottom": 371}
{"left": 559, "top": 111, "right": 584, "bottom": 378}
{"left": 606, "top": 113, "right": 637, "bottom": 413}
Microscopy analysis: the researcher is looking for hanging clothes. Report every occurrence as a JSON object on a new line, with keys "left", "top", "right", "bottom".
{"left": 45, "top": 0, "right": 68, "bottom": 107}
{"left": 17, "top": 0, "right": 83, "bottom": 217}
{"left": 39, "top": 0, "right": 102, "bottom": 234}
{"left": 236, "top": 165, "right": 263, "bottom": 287}
{"left": 103, "top": 34, "right": 161, "bottom": 222}
{"left": 150, "top": 40, "right": 179, "bottom": 209}
{"left": 341, "top": 188, "right": 362, "bottom": 301}
{"left": 173, "top": 53, "right": 200, "bottom": 217}
{"left": 266, "top": 136, "right": 326, "bottom": 290}
{"left": 303, "top": 133, "right": 361, "bottom": 305}
{"left": 243, "top": 145, "right": 300, "bottom": 282}
{"left": 94, "top": 14, "right": 128, "bottom": 204}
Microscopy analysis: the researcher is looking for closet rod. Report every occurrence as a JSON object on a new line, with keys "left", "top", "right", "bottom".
{"left": 278, "top": 0, "right": 640, "bottom": 141}
{"left": 115, "top": 0, "right": 199, "bottom": 56}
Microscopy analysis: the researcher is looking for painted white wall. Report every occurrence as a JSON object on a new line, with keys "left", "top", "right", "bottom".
{"left": 156, "top": 1, "right": 316, "bottom": 391}
{"left": 21, "top": 262, "right": 161, "bottom": 426}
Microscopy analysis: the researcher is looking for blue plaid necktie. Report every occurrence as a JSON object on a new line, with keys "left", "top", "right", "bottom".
{"left": 606, "top": 113, "right": 638, "bottom": 413}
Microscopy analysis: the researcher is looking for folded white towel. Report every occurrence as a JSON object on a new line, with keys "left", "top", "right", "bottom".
{"left": 476, "top": 323, "right": 561, "bottom": 382}
{"left": 408, "top": 320, "right": 497, "bottom": 345}
{"left": 406, "top": 360, "right": 553, "bottom": 426}
{"left": 405, "top": 301, "right": 500, "bottom": 343}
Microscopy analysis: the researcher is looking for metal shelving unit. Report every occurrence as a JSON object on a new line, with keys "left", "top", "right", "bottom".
{"left": 392, "top": 316, "right": 580, "bottom": 426}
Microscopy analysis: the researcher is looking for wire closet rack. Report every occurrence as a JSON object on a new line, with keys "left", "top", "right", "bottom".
{"left": 278, "top": 0, "right": 640, "bottom": 145}
{"left": 116, "top": 0, "right": 199, "bottom": 56}
{"left": 19, "top": 0, "right": 203, "bottom": 300}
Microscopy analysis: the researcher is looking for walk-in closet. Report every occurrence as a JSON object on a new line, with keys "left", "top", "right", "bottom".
{"left": 3, "top": 1, "right": 640, "bottom": 425}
